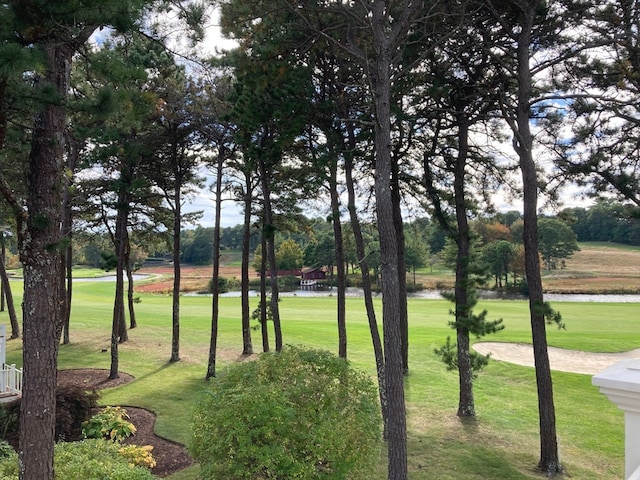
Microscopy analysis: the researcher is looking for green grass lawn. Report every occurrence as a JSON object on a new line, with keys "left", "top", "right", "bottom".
{"left": 2, "top": 280, "right": 638, "bottom": 479}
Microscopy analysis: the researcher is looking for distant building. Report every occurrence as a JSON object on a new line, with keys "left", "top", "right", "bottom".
{"left": 301, "top": 267, "right": 326, "bottom": 280}
{"left": 300, "top": 267, "right": 327, "bottom": 290}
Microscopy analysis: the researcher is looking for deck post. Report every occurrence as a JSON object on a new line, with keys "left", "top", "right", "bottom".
{"left": 593, "top": 359, "right": 640, "bottom": 479}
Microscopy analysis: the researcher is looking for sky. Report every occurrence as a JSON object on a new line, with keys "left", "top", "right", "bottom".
{"left": 90, "top": 6, "right": 596, "bottom": 230}
{"left": 178, "top": 6, "right": 597, "bottom": 229}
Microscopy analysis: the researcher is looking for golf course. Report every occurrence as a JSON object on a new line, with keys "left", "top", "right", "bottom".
{"left": 1, "top": 242, "right": 639, "bottom": 479}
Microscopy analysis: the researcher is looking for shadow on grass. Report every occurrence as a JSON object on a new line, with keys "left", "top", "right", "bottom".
{"left": 408, "top": 434, "right": 540, "bottom": 479}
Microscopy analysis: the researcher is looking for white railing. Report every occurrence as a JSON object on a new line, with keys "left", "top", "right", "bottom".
{"left": 0, "top": 363, "right": 22, "bottom": 396}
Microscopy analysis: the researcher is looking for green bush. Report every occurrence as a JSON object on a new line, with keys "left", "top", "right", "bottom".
{"left": 0, "top": 441, "right": 13, "bottom": 460}
{"left": 82, "top": 406, "right": 136, "bottom": 442}
{"left": 190, "top": 345, "right": 381, "bottom": 480}
{"left": 0, "top": 386, "right": 99, "bottom": 446}
{"left": 208, "top": 276, "right": 241, "bottom": 294}
{"left": 0, "top": 439, "right": 157, "bottom": 479}
{"left": 0, "top": 402, "right": 19, "bottom": 444}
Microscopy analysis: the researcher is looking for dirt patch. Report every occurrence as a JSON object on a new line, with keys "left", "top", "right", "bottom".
{"left": 57, "top": 368, "right": 134, "bottom": 390}
{"left": 135, "top": 265, "right": 249, "bottom": 294}
{"left": 57, "top": 368, "right": 192, "bottom": 478}
{"left": 121, "top": 407, "right": 193, "bottom": 477}
{"left": 473, "top": 342, "right": 640, "bottom": 375}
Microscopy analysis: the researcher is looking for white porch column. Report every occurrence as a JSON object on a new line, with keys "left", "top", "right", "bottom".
{"left": 592, "top": 359, "right": 640, "bottom": 480}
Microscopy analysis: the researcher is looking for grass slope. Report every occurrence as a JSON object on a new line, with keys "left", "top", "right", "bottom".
{"left": 413, "top": 242, "right": 640, "bottom": 294}
{"left": 2, "top": 281, "right": 638, "bottom": 479}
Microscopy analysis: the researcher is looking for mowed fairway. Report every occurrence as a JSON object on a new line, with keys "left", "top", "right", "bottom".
{"left": 2, "top": 279, "right": 639, "bottom": 479}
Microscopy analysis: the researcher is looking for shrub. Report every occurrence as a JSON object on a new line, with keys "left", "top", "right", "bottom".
{"left": 118, "top": 444, "right": 157, "bottom": 470}
{"left": 0, "top": 441, "right": 13, "bottom": 459}
{"left": 208, "top": 276, "right": 241, "bottom": 294}
{"left": 0, "top": 386, "right": 99, "bottom": 446}
{"left": 0, "top": 439, "right": 157, "bottom": 479}
{"left": 0, "top": 401, "right": 19, "bottom": 444}
{"left": 190, "top": 345, "right": 381, "bottom": 480}
{"left": 82, "top": 406, "right": 136, "bottom": 442}
{"left": 55, "top": 440, "right": 156, "bottom": 479}
{"left": 55, "top": 385, "right": 99, "bottom": 441}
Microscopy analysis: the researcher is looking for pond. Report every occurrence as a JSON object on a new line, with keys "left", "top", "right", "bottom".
{"left": 217, "top": 288, "right": 640, "bottom": 303}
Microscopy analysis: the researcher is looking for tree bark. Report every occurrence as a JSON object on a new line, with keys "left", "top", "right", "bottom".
{"left": 0, "top": 247, "right": 19, "bottom": 338}
{"left": 206, "top": 151, "right": 224, "bottom": 379}
{"left": 329, "top": 159, "right": 347, "bottom": 358}
{"left": 240, "top": 170, "right": 254, "bottom": 356}
{"left": 453, "top": 118, "right": 474, "bottom": 417}
{"left": 110, "top": 176, "right": 131, "bottom": 379}
{"left": 61, "top": 134, "right": 78, "bottom": 345}
{"left": 391, "top": 160, "right": 409, "bottom": 375}
{"left": 0, "top": 78, "right": 7, "bottom": 150}
{"left": 259, "top": 232, "right": 269, "bottom": 352}
{"left": 61, "top": 241, "right": 72, "bottom": 345}
{"left": 344, "top": 125, "right": 387, "bottom": 434}
{"left": 514, "top": 3, "right": 561, "bottom": 473}
{"left": 125, "top": 239, "right": 137, "bottom": 329}
{"left": 371, "top": 2, "right": 407, "bottom": 477}
{"left": 170, "top": 174, "right": 182, "bottom": 362}
{"left": 18, "top": 42, "right": 72, "bottom": 480}
{"left": 259, "top": 153, "right": 282, "bottom": 352}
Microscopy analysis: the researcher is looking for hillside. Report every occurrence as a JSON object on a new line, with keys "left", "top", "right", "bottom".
{"left": 136, "top": 242, "right": 640, "bottom": 295}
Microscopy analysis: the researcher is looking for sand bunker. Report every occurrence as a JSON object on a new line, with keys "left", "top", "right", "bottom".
{"left": 472, "top": 342, "right": 640, "bottom": 375}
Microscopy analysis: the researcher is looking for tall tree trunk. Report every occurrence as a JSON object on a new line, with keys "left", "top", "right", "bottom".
{"left": 61, "top": 134, "right": 78, "bottom": 345}
{"left": 329, "top": 160, "right": 347, "bottom": 358}
{"left": 62, "top": 241, "right": 72, "bottom": 344}
{"left": 240, "top": 171, "right": 254, "bottom": 355}
{"left": 170, "top": 177, "right": 182, "bottom": 362}
{"left": 18, "top": 42, "right": 71, "bottom": 480}
{"left": 1, "top": 231, "right": 5, "bottom": 313}
{"left": 125, "top": 238, "right": 136, "bottom": 329}
{"left": 0, "top": 250, "right": 19, "bottom": 338}
{"left": 259, "top": 232, "right": 269, "bottom": 352}
{"left": 453, "top": 118, "right": 474, "bottom": 417}
{"left": 344, "top": 128, "right": 387, "bottom": 434}
{"left": 110, "top": 185, "right": 130, "bottom": 379}
{"left": 266, "top": 225, "right": 282, "bottom": 352}
{"left": 0, "top": 77, "right": 7, "bottom": 151}
{"left": 371, "top": 2, "right": 407, "bottom": 476}
{"left": 391, "top": 160, "right": 409, "bottom": 375}
{"left": 514, "top": 4, "right": 561, "bottom": 474}
{"left": 206, "top": 151, "right": 224, "bottom": 379}
{"left": 259, "top": 157, "right": 282, "bottom": 352}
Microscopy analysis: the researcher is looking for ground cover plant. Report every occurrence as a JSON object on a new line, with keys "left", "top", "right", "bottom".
{"left": 1, "top": 246, "right": 638, "bottom": 479}
{"left": 0, "top": 439, "right": 157, "bottom": 479}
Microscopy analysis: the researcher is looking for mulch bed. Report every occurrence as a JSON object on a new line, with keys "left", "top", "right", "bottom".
{"left": 57, "top": 368, "right": 193, "bottom": 477}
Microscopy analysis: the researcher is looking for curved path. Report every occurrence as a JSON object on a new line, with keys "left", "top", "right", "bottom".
{"left": 473, "top": 342, "right": 640, "bottom": 375}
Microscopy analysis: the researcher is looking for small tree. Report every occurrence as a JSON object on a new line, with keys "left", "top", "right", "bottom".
{"left": 190, "top": 346, "right": 381, "bottom": 480}
{"left": 537, "top": 218, "right": 580, "bottom": 270}
{"left": 482, "top": 240, "right": 516, "bottom": 289}
{"left": 276, "top": 239, "right": 303, "bottom": 272}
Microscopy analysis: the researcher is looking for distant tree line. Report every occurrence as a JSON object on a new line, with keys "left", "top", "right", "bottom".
{"left": 560, "top": 200, "right": 640, "bottom": 246}
{"left": 175, "top": 200, "right": 635, "bottom": 282}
